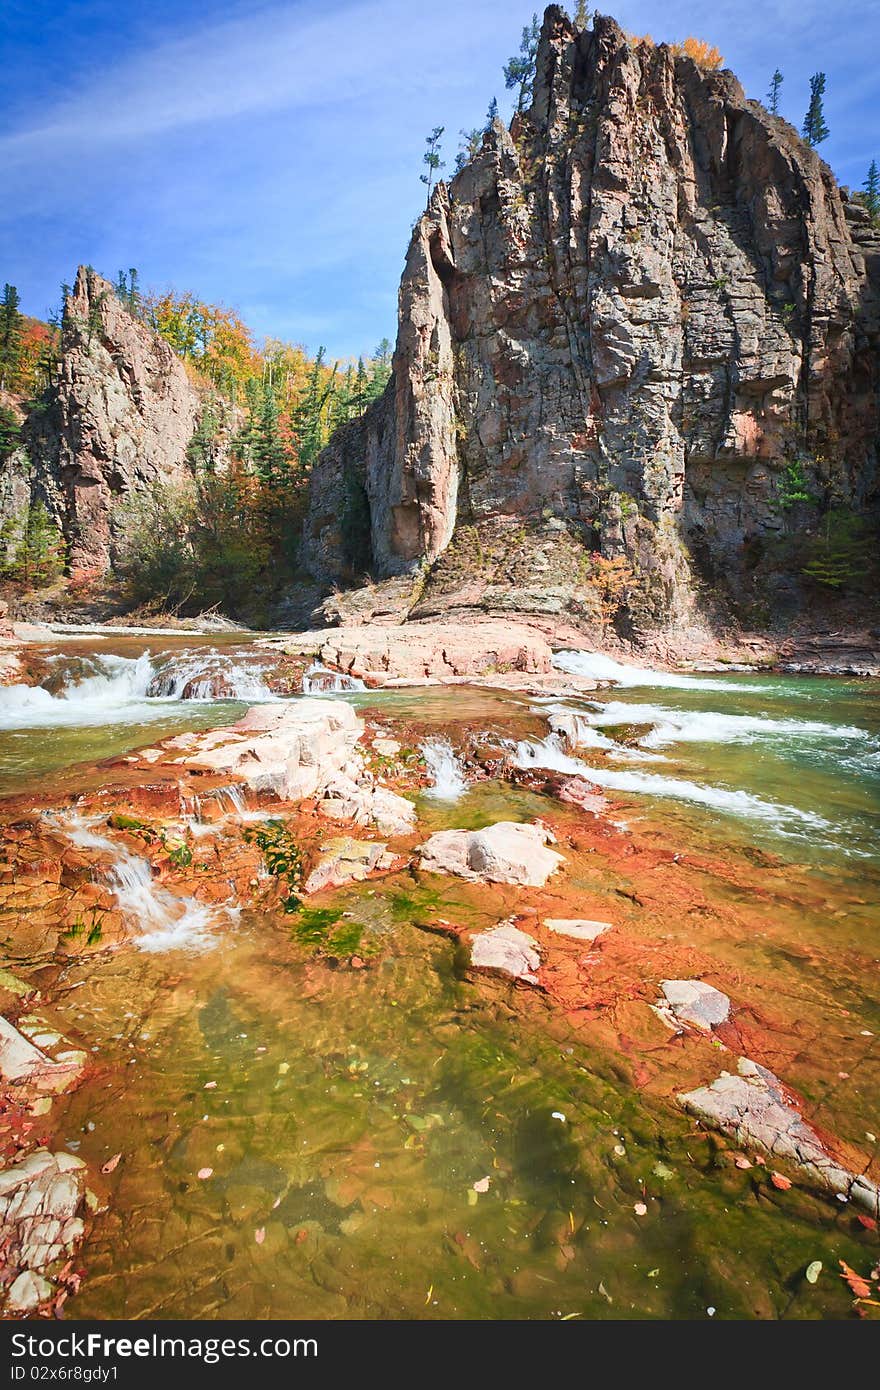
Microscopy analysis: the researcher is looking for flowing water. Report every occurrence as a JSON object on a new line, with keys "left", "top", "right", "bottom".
{"left": 2, "top": 638, "right": 879, "bottom": 1320}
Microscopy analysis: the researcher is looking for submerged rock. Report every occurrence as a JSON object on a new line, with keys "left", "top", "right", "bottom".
{"left": 303, "top": 837, "right": 395, "bottom": 895}
{"left": 680, "top": 1058, "right": 880, "bottom": 1218}
{"left": 660, "top": 980, "right": 731, "bottom": 1031}
{"left": 419, "top": 821, "right": 564, "bottom": 886}
{"left": 470, "top": 923, "right": 541, "bottom": 984}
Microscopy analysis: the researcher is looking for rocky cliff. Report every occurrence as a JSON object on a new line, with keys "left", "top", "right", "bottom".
{"left": 28, "top": 267, "right": 200, "bottom": 575}
{"left": 305, "top": 8, "right": 880, "bottom": 631}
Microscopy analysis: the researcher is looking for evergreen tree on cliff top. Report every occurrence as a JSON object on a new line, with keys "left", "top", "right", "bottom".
{"left": 420, "top": 127, "right": 445, "bottom": 201}
{"left": 0, "top": 283, "right": 23, "bottom": 391}
{"left": 802, "top": 72, "right": 830, "bottom": 146}
{"left": 767, "top": 69, "right": 783, "bottom": 115}
{"left": 504, "top": 13, "right": 541, "bottom": 112}
{"left": 862, "top": 160, "right": 880, "bottom": 222}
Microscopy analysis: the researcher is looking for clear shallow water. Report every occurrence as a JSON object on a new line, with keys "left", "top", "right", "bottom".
{"left": 52, "top": 899, "right": 876, "bottom": 1321}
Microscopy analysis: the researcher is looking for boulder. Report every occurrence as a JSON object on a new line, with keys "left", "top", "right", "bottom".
{"left": 418, "top": 821, "right": 564, "bottom": 886}
{"left": 280, "top": 620, "right": 553, "bottom": 683}
{"left": 166, "top": 699, "right": 416, "bottom": 836}
{"left": 680, "top": 1057, "right": 880, "bottom": 1218}
{"left": 660, "top": 980, "right": 731, "bottom": 1031}
{"left": 470, "top": 923, "right": 541, "bottom": 984}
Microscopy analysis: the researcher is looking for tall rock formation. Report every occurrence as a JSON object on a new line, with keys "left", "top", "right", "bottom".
{"left": 30, "top": 267, "right": 200, "bottom": 574}
{"left": 305, "top": 8, "right": 880, "bottom": 629}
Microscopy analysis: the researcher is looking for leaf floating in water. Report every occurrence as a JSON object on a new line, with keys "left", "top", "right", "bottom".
{"left": 424, "top": 1284, "right": 433, "bottom": 1305}
{"left": 204, "top": 1081, "right": 217, "bottom": 1089}
{"left": 652, "top": 1161, "right": 674, "bottom": 1181}
{"left": 734, "top": 1155, "right": 752, "bottom": 1170}
{"left": 101, "top": 1153, "right": 122, "bottom": 1174}
{"left": 633, "top": 1201, "right": 648, "bottom": 1217}
{"left": 197, "top": 1167, "right": 213, "bottom": 1180}
{"left": 473, "top": 1176, "right": 490, "bottom": 1193}
{"left": 770, "top": 1172, "right": 792, "bottom": 1191}
{"left": 255, "top": 1228, "right": 265, "bottom": 1245}
{"left": 805, "top": 1261, "right": 822, "bottom": 1285}
{"left": 597, "top": 1281, "right": 613, "bottom": 1304}
{"left": 839, "top": 1260, "right": 872, "bottom": 1299}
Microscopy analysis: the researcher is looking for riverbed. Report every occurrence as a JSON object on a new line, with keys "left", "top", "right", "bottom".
{"left": 0, "top": 636, "right": 878, "bottom": 1319}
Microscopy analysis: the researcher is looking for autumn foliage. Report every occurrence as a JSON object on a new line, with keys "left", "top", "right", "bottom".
{"left": 629, "top": 34, "right": 724, "bottom": 71}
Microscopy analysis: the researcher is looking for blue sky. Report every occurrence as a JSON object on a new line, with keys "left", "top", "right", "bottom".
{"left": 1, "top": 0, "right": 877, "bottom": 360}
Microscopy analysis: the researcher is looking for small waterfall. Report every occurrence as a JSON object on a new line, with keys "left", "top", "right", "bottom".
{"left": 146, "top": 652, "right": 278, "bottom": 701}
{"left": 421, "top": 737, "right": 468, "bottom": 800}
{"left": 62, "top": 817, "right": 221, "bottom": 953}
{"left": 0, "top": 650, "right": 279, "bottom": 730}
{"left": 212, "top": 783, "right": 248, "bottom": 815}
{"left": 302, "top": 663, "right": 365, "bottom": 694}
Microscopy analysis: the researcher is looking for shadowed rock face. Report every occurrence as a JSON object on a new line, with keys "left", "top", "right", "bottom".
{"left": 305, "top": 7, "right": 880, "bottom": 627}
{"left": 30, "top": 266, "right": 199, "bottom": 574}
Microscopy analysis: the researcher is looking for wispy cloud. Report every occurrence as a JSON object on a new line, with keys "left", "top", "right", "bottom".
{"left": 1, "top": 0, "right": 877, "bottom": 356}
{"left": 0, "top": 0, "right": 495, "bottom": 166}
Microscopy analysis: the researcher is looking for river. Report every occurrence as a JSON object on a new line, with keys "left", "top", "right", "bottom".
{"left": 0, "top": 635, "right": 878, "bottom": 1319}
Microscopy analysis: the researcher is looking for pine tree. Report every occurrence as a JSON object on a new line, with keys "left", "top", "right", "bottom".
{"left": 420, "top": 127, "right": 445, "bottom": 201}
{"left": 802, "top": 72, "right": 829, "bottom": 147}
{"left": 0, "top": 284, "right": 23, "bottom": 391}
{"left": 503, "top": 13, "right": 541, "bottom": 112}
{"left": 294, "top": 347, "right": 334, "bottom": 473}
{"left": 0, "top": 405, "right": 20, "bottom": 463}
{"left": 455, "top": 127, "right": 482, "bottom": 172}
{"left": 252, "top": 384, "right": 288, "bottom": 484}
{"left": 575, "top": 1, "right": 589, "bottom": 28}
{"left": 862, "top": 160, "right": 880, "bottom": 221}
{"left": 767, "top": 69, "right": 783, "bottom": 115}
{"left": 485, "top": 96, "right": 498, "bottom": 130}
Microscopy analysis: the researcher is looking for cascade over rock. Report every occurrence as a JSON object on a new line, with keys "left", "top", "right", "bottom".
{"left": 304, "top": 7, "right": 880, "bottom": 628}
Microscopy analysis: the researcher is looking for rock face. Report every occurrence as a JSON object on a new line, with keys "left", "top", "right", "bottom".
{"left": 305, "top": 7, "right": 880, "bottom": 629}
{"left": 29, "top": 267, "right": 200, "bottom": 574}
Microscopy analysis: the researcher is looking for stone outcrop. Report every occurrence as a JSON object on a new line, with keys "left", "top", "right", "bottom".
{"left": 305, "top": 7, "right": 880, "bottom": 630}
{"left": 163, "top": 699, "right": 416, "bottom": 836}
{"left": 28, "top": 267, "right": 200, "bottom": 574}
{"left": 0, "top": 1149, "right": 89, "bottom": 1313}
{"left": 275, "top": 618, "right": 553, "bottom": 683}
